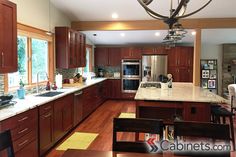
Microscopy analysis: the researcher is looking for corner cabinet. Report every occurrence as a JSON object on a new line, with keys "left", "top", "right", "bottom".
{"left": 55, "top": 27, "right": 86, "bottom": 69}
{"left": 0, "top": 0, "right": 17, "bottom": 73}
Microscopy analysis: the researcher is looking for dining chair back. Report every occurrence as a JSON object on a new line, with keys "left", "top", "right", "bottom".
{"left": 228, "top": 84, "right": 236, "bottom": 112}
{"left": 113, "top": 118, "right": 163, "bottom": 153}
{"left": 0, "top": 130, "right": 15, "bottom": 157}
{"left": 174, "top": 121, "right": 230, "bottom": 157}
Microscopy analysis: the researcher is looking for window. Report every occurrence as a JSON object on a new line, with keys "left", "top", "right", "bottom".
{"left": 5, "top": 24, "right": 54, "bottom": 91}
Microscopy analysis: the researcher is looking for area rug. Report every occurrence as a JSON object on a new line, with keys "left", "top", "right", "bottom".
{"left": 56, "top": 132, "right": 98, "bottom": 151}
{"left": 118, "top": 112, "right": 136, "bottom": 118}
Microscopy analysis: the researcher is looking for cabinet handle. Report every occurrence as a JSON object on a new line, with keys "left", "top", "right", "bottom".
{"left": 74, "top": 91, "right": 83, "bottom": 96}
{"left": 18, "top": 128, "right": 28, "bottom": 134}
{"left": 1, "top": 52, "right": 4, "bottom": 67}
{"left": 18, "top": 116, "right": 28, "bottom": 122}
{"left": 44, "top": 106, "right": 51, "bottom": 110}
{"left": 18, "top": 139, "right": 29, "bottom": 147}
{"left": 44, "top": 113, "right": 52, "bottom": 118}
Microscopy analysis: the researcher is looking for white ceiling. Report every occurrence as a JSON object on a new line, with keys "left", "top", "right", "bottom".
{"left": 51, "top": 0, "right": 236, "bottom": 45}
{"left": 51, "top": 0, "right": 236, "bottom": 21}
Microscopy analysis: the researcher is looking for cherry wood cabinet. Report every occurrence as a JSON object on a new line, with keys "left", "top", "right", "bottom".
{"left": 167, "top": 46, "right": 193, "bottom": 82}
{"left": 0, "top": 108, "right": 38, "bottom": 157}
{"left": 107, "top": 79, "right": 121, "bottom": 99}
{"left": 121, "top": 47, "right": 142, "bottom": 59}
{"left": 39, "top": 102, "right": 54, "bottom": 156}
{"left": 0, "top": 0, "right": 17, "bottom": 73}
{"left": 73, "top": 90, "right": 83, "bottom": 127}
{"left": 142, "top": 46, "right": 167, "bottom": 55}
{"left": 95, "top": 47, "right": 121, "bottom": 66}
{"left": 53, "top": 94, "right": 74, "bottom": 143}
{"left": 55, "top": 27, "right": 86, "bottom": 69}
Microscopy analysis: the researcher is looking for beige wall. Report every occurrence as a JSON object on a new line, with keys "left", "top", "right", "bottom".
{"left": 9, "top": 0, "right": 71, "bottom": 31}
{"left": 201, "top": 43, "right": 223, "bottom": 95}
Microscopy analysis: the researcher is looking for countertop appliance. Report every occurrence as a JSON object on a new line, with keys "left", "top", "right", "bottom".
{"left": 121, "top": 59, "right": 141, "bottom": 93}
{"left": 0, "top": 95, "right": 15, "bottom": 109}
{"left": 142, "top": 55, "right": 168, "bottom": 82}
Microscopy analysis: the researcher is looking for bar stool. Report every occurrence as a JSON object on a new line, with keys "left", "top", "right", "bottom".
{"left": 228, "top": 84, "right": 236, "bottom": 113}
{"left": 211, "top": 107, "right": 235, "bottom": 150}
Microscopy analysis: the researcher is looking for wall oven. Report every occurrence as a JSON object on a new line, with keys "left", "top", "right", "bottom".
{"left": 121, "top": 59, "right": 141, "bottom": 93}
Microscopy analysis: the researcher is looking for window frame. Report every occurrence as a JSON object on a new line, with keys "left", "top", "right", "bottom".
{"left": 4, "top": 23, "right": 54, "bottom": 93}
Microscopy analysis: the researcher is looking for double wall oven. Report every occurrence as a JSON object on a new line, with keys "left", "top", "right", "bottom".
{"left": 121, "top": 59, "right": 141, "bottom": 93}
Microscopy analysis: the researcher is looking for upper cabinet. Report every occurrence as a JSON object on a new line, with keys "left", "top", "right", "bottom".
{"left": 121, "top": 47, "right": 142, "bottom": 59}
{"left": 0, "top": 0, "right": 17, "bottom": 73}
{"left": 95, "top": 47, "right": 121, "bottom": 67}
{"left": 55, "top": 27, "right": 86, "bottom": 69}
{"left": 142, "top": 46, "right": 167, "bottom": 55}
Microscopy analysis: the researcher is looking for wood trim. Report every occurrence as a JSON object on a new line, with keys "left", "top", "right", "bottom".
{"left": 71, "top": 18, "right": 236, "bottom": 31}
{"left": 48, "top": 36, "right": 55, "bottom": 83}
{"left": 28, "top": 38, "right": 32, "bottom": 84}
{"left": 193, "top": 29, "right": 201, "bottom": 86}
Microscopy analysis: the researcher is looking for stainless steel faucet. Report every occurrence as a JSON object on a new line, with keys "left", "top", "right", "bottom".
{"left": 36, "top": 71, "right": 49, "bottom": 93}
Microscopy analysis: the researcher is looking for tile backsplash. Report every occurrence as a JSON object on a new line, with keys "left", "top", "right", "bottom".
{"left": 95, "top": 66, "right": 120, "bottom": 77}
{"left": 0, "top": 74, "right": 4, "bottom": 95}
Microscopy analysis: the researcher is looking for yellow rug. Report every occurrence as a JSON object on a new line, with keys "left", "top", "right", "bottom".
{"left": 56, "top": 132, "right": 98, "bottom": 151}
{"left": 118, "top": 112, "right": 136, "bottom": 118}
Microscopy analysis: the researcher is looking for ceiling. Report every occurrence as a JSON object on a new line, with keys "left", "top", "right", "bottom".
{"left": 51, "top": 0, "right": 236, "bottom": 21}
{"left": 51, "top": 0, "right": 236, "bottom": 45}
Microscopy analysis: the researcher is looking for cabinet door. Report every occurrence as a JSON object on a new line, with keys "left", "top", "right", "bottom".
{"left": 75, "top": 32, "right": 81, "bottom": 67}
{"left": 131, "top": 48, "right": 142, "bottom": 59}
{"left": 62, "top": 95, "right": 73, "bottom": 132}
{"left": 53, "top": 99, "right": 64, "bottom": 142}
{"left": 167, "top": 47, "right": 178, "bottom": 67}
{"left": 108, "top": 80, "right": 121, "bottom": 99}
{"left": 0, "top": 1, "right": 17, "bottom": 73}
{"left": 108, "top": 48, "right": 121, "bottom": 66}
{"left": 39, "top": 110, "right": 53, "bottom": 156}
{"left": 69, "top": 29, "right": 76, "bottom": 68}
{"left": 121, "top": 48, "right": 132, "bottom": 59}
{"left": 142, "top": 47, "right": 155, "bottom": 55}
{"left": 95, "top": 47, "right": 108, "bottom": 66}
{"left": 179, "top": 67, "right": 193, "bottom": 82}
{"left": 80, "top": 33, "right": 86, "bottom": 67}
{"left": 74, "top": 91, "right": 83, "bottom": 126}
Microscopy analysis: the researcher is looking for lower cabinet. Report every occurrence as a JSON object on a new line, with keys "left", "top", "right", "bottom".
{"left": 73, "top": 90, "right": 83, "bottom": 127}
{"left": 54, "top": 94, "right": 73, "bottom": 143}
{"left": 0, "top": 108, "right": 38, "bottom": 157}
{"left": 107, "top": 79, "right": 121, "bottom": 99}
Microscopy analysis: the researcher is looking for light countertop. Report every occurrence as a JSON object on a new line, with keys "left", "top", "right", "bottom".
{"left": 135, "top": 82, "right": 229, "bottom": 104}
{"left": 0, "top": 78, "right": 107, "bottom": 122}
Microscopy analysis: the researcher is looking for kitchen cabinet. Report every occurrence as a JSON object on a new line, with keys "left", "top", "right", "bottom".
{"left": 55, "top": 27, "right": 86, "bottom": 69}
{"left": 39, "top": 102, "right": 54, "bottom": 156}
{"left": 107, "top": 79, "right": 121, "bottom": 99}
{"left": 167, "top": 46, "right": 193, "bottom": 82}
{"left": 0, "top": 108, "right": 38, "bottom": 157}
{"left": 0, "top": 0, "right": 17, "bottom": 73}
{"left": 121, "top": 47, "right": 142, "bottom": 59}
{"left": 53, "top": 94, "right": 73, "bottom": 143}
{"left": 142, "top": 46, "right": 167, "bottom": 55}
{"left": 95, "top": 47, "right": 121, "bottom": 66}
{"left": 73, "top": 90, "right": 83, "bottom": 127}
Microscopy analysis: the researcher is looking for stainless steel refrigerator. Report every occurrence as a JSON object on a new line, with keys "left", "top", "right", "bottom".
{"left": 142, "top": 55, "right": 168, "bottom": 82}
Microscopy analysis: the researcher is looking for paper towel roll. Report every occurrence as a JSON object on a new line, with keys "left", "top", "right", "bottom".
{"left": 56, "top": 74, "right": 62, "bottom": 89}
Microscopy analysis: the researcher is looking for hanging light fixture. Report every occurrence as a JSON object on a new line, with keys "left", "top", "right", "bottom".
{"left": 137, "top": 0, "right": 212, "bottom": 29}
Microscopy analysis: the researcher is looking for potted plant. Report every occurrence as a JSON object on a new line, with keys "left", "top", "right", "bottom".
{"left": 17, "top": 79, "right": 25, "bottom": 99}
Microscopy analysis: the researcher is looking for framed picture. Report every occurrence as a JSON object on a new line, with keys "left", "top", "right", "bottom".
{"left": 208, "top": 80, "right": 216, "bottom": 88}
{"left": 202, "top": 70, "right": 209, "bottom": 78}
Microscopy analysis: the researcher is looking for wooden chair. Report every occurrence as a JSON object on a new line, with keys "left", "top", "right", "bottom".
{"left": 174, "top": 121, "right": 231, "bottom": 157}
{"left": 112, "top": 118, "right": 163, "bottom": 153}
{"left": 0, "top": 130, "right": 15, "bottom": 157}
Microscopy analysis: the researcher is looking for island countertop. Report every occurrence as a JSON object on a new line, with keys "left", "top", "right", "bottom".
{"left": 135, "top": 82, "right": 228, "bottom": 104}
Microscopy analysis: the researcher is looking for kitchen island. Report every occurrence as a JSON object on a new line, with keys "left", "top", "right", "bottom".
{"left": 135, "top": 82, "right": 228, "bottom": 123}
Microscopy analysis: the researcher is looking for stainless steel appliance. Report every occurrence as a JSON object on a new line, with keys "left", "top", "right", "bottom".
{"left": 142, "top": 55, "right": 168, "bottom": 82}
{"left": 121, "top": 59, "right": 141, "bottom": 93}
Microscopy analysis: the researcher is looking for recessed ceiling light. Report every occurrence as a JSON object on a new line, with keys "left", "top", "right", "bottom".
{"left": 155, "top": 32, "right": 160, "bottom": 36}
{"left": 112, "top": 13, "right": 119, "bottom": 19}
{"left": 191, "top": 31, "right": 196, "bottom": 35}
{"left": 120, "top": 33, "right": 125, "bottom": 37}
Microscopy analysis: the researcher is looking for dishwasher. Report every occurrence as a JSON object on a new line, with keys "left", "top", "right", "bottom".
{"left": 73, "top": 90, "right": 83, "bottom": 127}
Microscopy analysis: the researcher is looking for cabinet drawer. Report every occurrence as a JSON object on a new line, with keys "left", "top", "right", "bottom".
{"left": 11, "top": 118, "right": 37, "bottom": 141}
{"left": 15, "top": 139, "right": 38, "bottom": 157}
{"left": 13, "top": 130, "right": 37, "bottom": 153}
{"left": 39, "top": 102, "right": 53, "bottom": 115}
{"left": 1, "top": 108, "right": 37, "bottom": 130}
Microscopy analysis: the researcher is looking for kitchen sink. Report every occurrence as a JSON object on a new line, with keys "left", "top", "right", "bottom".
{"left": 36, "top": 91, "right": 64, "bottom": 97}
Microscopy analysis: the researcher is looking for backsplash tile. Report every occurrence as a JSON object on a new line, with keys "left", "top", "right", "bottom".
{"left": 0, "top": 74, "right": 4, "bottom": 95}
{"left": 56, "top": 68, "right": 78, "bottom": 79}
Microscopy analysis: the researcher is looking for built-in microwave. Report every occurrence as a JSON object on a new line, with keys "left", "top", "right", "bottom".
{"left": 121, "top": 59, "right": 141, "bottom": 78}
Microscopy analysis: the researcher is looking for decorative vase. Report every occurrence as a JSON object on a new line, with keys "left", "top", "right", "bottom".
{"left": 17, "top": 88, "right": 25, "bottom": 99}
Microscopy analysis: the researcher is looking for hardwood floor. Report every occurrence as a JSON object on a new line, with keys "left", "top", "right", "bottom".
{"left": 46, "top": 100, "right": 236, "bottom": 157}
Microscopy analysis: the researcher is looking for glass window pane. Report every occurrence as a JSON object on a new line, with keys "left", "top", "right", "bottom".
{"left": 8, "top": 36, "right": 28, "bottom": 87}
{"left": 84, "top": 48, "right": 90, "bottom": 73}
{"left": 32, "top": 38, "right": 48, "bottom": 83}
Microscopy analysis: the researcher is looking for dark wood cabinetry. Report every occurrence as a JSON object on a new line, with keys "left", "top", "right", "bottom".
{"left": 39, "top": 102, "right": 54, "bottom": 156}
{"left": 121, "top": 47, "right": 142, "bottom": 59}
{"left": 142, "top": 46, "right": 167, "bottom": 55}
{"left": 55, "top": 27, "right": 86, "bottom": 69}
{"left": 167, "top": 46, "right": 193, "bottom": 82}
{"left": 0, "top": 0, "right": 17, "bottom": 73}
{"left": 95, "top": 47, "right": 121, "bottom": 66}
{"left": 53, "top": 94, "right": 73, "bottom": 142}
{"left": 73, "top": 90, "right": 83, "bottom": 127}
{"left": 107, "top": 79, "right": 121, "bottom": 99}
{"left": 0, "top": 108, "right": 38, "bottom": 157}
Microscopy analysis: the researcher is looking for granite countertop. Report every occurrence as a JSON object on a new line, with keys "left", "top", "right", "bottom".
{"left": 135, "top": 82, "right": 229, "bottom": 104}
{"left": 0, "top": 78, "right": 107, "bottom": 122}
